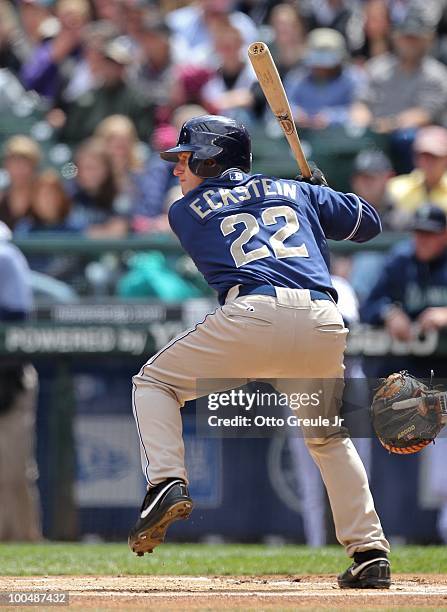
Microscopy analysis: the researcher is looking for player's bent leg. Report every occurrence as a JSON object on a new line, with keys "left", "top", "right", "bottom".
{"left": 129, "top": 373, "right": 193, "bottom": 556}
{"left": 129, "top": 301, "right": 277, "bottom": 555}
{"left": 132, "top": 376, "right": 188, "bottom": 486}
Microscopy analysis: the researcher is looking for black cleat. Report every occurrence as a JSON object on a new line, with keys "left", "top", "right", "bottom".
{"left": 128, "top": 478, "right": 193, "bottom": 556}
{"left": 338, "top": 558, "right": 391, "bottom": 589}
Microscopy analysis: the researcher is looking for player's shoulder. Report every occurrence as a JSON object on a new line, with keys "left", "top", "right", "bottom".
{"left": 167, "top": 192, "right": 188, "bottom": 225}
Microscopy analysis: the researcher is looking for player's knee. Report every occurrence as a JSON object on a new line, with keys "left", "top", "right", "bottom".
{"left": 132, "top": 363, "right": 158, "bottom": 388}
{"left": 132, "top": 365, "right": 158, "bottom": 388}
{"left": 132, "top": 366, "right": 179, "bottom": 400}
{"left": 304, "top": 436, "right": 329, "bottom": 448}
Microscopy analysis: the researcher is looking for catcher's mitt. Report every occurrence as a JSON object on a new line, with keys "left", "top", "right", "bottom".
{"left": 371, "top": 371, "right": 447, "bottom": 454}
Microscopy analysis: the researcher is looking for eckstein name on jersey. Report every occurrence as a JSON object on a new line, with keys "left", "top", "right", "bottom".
{"left": 188, "top": 176, "right": 298, "bottom": 220}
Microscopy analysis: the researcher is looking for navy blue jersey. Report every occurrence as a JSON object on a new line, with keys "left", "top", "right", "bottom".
{"left": 360, "top": 240, "right": 447, "bottom": 323}
{"left": 168, "top": 170, "right": 381, "bottom": 303}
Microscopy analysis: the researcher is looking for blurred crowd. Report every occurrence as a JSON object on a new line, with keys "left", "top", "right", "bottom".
{"left": 1, "top": 0, "right": 447, "bottom": 297}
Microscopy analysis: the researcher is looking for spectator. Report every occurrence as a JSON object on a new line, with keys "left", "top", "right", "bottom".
{"left": 169, "top": 63, "right": 215, "bottom": 112}
{"left": 91, "top": 0, "right": 124, "bottom": 27}
{"left": 131, "top": 130, "right": 175, "bottom": 233}
{"left": 235, "top": 0, "right": 285, "bottom": 25}
{"left": 301, "top": 0, "right": 362, "bottom": 48}
{"left": 14, "top": 170, "right": 83, "bottom": 279}
{"left": 68, "top": 137, "right": 130, "bottom": 237}
{"left": 0, "top": 220, "right": 41, "bottom": 541}
{"left": 351, "top": 0, "right": 392, "bottom": 63}
{"left": 57, "top": 36, "right": 154, "bottom": 145}
{"left": 120, "top": 0, "right": 155, "bottom": 44}
{"left": 386, "top": 125, "right": 447, "bottom": 215}
{"left": 131, "top": 15, "right": 178, "bottom": 110}
{"left": 132, "top": 103, "right": 220, "bottom": 234}
{"left": 56, "top": 19, "right": 119, "bottom": 106}
{"left": 284, "top": 28, "right": 364, "bottom": 129}
{"left": 131, "top": 105, "right": 211, "bottom": 234}
{"left": 388, "top": 0, "right": 445, "bottom": 27}
{"left": 250, "top": 3, "right": 306, "bottom": 120}
{"left": 166, "top": 0, "right": 258, "bottom": 68}
{"left": 267, "top": 3, "right": 306, "bottom": 76}
{"left": 20, "top": 0, "right": 91, "bottom": 103}
{"left": 0, "top": 136, "right": 42, "bottom": 231}
{"left": 18, "top": 0, "right": 57, "bottom": 48}
{"left": 201, "top": 23, "right": 256, "bottom": 122}
{"left": 351, "top": 149, "right": 407, "bottom": 230}
{"left": 14, "top": 169, "right": 83, "bottom": 235}
{"left": 348, "top": 149, "right": 407, "bottom": 304}
{"left": 360, "top": 204, "right": 447, "bottom": 339}
{"left": 94, "top": 114, "right": 145, "bottom": 217}
{"left": 351, "top": 11, "right": 447, "bottom": 134}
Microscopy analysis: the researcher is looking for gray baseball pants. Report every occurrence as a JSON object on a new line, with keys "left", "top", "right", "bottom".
{"left": 132, "top": 287, "right": 390, "bottom": 556}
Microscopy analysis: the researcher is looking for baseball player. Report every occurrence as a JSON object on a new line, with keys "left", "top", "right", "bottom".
{"left": 129, "top": 115, "right": 391, "bottom": 588}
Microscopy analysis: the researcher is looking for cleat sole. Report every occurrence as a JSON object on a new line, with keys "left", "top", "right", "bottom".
{"left": 129, "top": 500, "right": 193, "bottom": 556}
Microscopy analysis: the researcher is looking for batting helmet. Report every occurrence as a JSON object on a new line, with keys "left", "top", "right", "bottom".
{"left": 160, "top": 115, "right": 252, "bottom": 178}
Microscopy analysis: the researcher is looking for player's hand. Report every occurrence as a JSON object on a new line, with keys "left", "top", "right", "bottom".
{"left": 417, "top": 307, "right": 447, "bottom": 332}
{"left": 384, "top": 306, "right": 413, "bottom": 341}
{"left": 295, "top": 167, "right": 329, "bottom": 187}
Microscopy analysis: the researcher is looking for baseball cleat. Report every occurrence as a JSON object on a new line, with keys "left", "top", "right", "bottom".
{"left": 337, "top": 558, "right": 391, "bottom": 589}
{"left": 128, "top": 478, "right": 193, "bottom": 556}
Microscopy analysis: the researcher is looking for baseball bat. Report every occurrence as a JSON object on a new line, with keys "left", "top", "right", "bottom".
{"left": 248, "top": 41, "right": 311, "bottom": 178}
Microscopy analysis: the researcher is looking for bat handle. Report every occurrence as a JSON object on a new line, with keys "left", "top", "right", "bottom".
{"left": 295, "top": 147, "right": 311, "bottom": 179}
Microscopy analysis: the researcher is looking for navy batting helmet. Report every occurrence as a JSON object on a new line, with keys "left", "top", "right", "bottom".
{"left": 160, "top": 115, "right": 251, "bottom": 178}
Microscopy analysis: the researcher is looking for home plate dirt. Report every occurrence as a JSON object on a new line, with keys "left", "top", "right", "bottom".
{"left": 1, "top": 575, "right": 446, "bottom": 609}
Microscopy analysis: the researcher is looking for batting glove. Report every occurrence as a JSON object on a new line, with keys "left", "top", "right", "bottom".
{"left": 295, "top": 167, "right": 328, "bottom": 187}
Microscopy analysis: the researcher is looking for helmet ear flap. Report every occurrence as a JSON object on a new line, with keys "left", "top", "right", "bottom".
{"left": 189, "top": 155, "right": 220, "bottom": 178}
{"left": 203, "top": 159, "right": 217, "bottom": 170}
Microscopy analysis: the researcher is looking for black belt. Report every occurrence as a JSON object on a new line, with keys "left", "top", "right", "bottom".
{"left": 235, "top": 285, "right": 333, "bottom": 301}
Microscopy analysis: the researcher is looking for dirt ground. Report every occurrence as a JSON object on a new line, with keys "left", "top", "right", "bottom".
{"left": 0, "top": 575, "right": 446, "bottom": 610}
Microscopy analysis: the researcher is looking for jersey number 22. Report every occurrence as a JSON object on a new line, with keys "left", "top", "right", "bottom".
{"left": 220, "top": 205, "right": 309, "bottom": 268}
